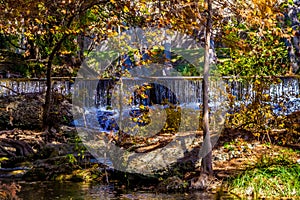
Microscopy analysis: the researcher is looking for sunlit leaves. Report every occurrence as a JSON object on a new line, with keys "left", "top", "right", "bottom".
{"left": 216, "top": 0, "right": 292, "bottom": 77}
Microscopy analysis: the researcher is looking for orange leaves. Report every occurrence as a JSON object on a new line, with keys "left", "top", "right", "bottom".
{"left": 234, "top": 0, "right": 280, "bottom": 30}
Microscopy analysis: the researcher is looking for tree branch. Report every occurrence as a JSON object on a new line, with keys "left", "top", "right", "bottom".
{"left": 0, "top": 84, "right": 20, "bottom": 95}
{"left": 3, "top": 34, "right": 26, "bottom": 51}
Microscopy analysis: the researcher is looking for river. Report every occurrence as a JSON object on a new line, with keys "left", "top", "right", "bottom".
{"left": 10, "top": 181, "right": 225, "bottom": 200}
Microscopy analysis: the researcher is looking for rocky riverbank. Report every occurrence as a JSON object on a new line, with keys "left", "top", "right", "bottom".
{"left": 0, "top": 93, "right": 299, "bottom": 196}
{"left": 0, "top": 93, "right": 73, "bottom": 130}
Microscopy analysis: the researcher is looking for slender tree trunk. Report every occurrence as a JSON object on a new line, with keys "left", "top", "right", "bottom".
{"left": 42, "top": 60, "right": 52, "bottom": 130}
{"left": 42, "top": 35, "right": 68, "bottom": 130}
{"left": 201, "top": 0, "right": 213, "bottom": 175}
{"left": 190, "top": 0, "right": 213, "bottom": 190}
{"left": 77, "top": 33, "right": 85, "bottom": 65}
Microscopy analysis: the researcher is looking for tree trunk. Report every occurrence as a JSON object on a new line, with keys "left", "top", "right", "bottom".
{"left": 42, "top": 34, "right": 69, "bottom": 130}
{"left": 77, "top": 33, "right": 85, "bottom": 65}
{"left": 191, "top": 0, "right": 213, "bottom": 190}
{"left": 201, "top": 0, "right": 213, "bottom": 177}
{"left": 42, "top": 60, "right": 52, "bottom": 130}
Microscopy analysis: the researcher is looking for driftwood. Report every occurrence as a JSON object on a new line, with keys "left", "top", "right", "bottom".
{"left": 109, "top": 130, "right": 177, "bottom": 153}
{"left": 0, "top": 129, "right": 44, "bottom": 144}
{"left": 0, "top": 138, "right": 34, "bottom": 157}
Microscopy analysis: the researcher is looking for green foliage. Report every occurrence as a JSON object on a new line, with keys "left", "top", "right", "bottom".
{"left": 228, "top": 153, "right": 300, "bottom": 198}
{"left": 0, "top": 49, "right": 29, "bottom": 76}
{"left": 162, "top": 105, "right": 181, "bottom": 133}
{"left": 100, "top": 46, "right": 202, "bottom": 78}
{"left": 0, "top": 34, "right": 18, "bottom": 50}
{"left": 225, "top": 77, "right": 289, "bottom": 141}
{"left": 217, "top": 27, "right": 290, "bottom": 76}
{"left": 223, "top": 142, "right": 235, "bottom": 151}
{"left": 73, "top": 136, "right": 86, "bottom": 160}
{"left": 174, "top": 63, "right": 200, "bottom": 76}
{"left": 66, "top": 154, "right": 77, "bottom": 164}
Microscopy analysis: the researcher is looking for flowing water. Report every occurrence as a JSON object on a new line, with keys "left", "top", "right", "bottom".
{"left": 71, "top": 77, "right": 300, "bottom": 133}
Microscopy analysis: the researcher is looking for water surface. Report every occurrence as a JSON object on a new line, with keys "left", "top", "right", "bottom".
{"left": 15, "top": 181, "right": 222, "bottom": 200}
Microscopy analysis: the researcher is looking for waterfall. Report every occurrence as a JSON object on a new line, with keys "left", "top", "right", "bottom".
{"left": 0, "top": 79, "right": 73, "bottom": 97}
{"left": 285, "top": 0, "right": 300, "bottom": 72}
{"left": 95, "top": 78, "right": 205, "bottom": 107}
{"left": 92, "top": 77, "right": 230, "bottom": 133}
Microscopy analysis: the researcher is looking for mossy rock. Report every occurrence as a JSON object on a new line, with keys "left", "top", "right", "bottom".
{"left": 54, "top": 166, "right": 103, "bottom": 182}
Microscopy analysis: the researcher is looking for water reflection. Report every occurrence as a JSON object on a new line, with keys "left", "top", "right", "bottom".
{"left": 14, "top": 181, "right": 222, "bottom": 200}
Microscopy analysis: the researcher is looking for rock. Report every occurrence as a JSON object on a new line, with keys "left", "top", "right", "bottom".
{"left": 37, "top": 143, "right": 73, "bottom": 159}
{"left": 23, "top": 167, "right": 47, "bottom": 181}
{"left": 157, "top": 176, "right": 188, "bottom": 192}
{"left": 0, "top": 94, "right": 43, "bottom": 129}
{"left": 78, "top": 127, "right": 206, "bottom": 176}
{"left": 190, "top": 173, "right": 210, "bottom": 190}
{"left": 0, "top": 93, "right": 73, "bottom": 130}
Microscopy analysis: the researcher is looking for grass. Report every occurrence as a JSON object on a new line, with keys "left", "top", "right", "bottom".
{"left": 226, "top": 151, "right": 300, "bottom": 199}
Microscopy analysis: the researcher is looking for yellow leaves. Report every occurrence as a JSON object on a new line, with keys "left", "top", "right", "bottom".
{"left": 138, "top": 3, "right": 148, "bottom": 14}
{"left": 253, "top": 132, "right": 260, "bottom": 137}
{"left": 287, "top": 27, "right": 293, "bottom": 33}
{"left": 237, "top": 0, "right": 279, "bottom": 29}
{"left": 35, "top": 18, "right": 41, "bottom": 24}
{"left": 266, "top": 18, "right": 274, "bottom": 24}
{"left": 265, "top": 111, "right": 273, "bottom": 119}
{"left": 140, "top": 93, "right": 148, "bottom": 99}
{"left": 24, "top": 32, "right": 34, "bottom": 40}
{"left": 228, "top": 94, "right": 236, "bottom": 101}
{"left": 106, "top": 29, "right": 118, "bottom": 37}
{"left": 139, "top": 105, "right": 145, "bottom": 110}
{"left": 255, "top": 79, "right": 261, "bottom": 85}
{"left": 123, "top": 6, "right": 129, "bottom": 13}
{"left": 144, "top": 85, "right": 152, "bottom": 90}
{"left": 50, "top": 28, "right": 55, "bottom": 34}
{"left": 61, "top": 50, "right": 71, "bottom": 55}
{"left": 263, "top": 94, "right": 270, "bottom": 100}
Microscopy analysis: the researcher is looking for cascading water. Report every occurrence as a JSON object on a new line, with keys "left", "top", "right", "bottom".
{"left": 0, "top": 79, "right": 72, "bottom": 96}
{"left": 285, "top": 0, "right": 300, "bottom": 72}
{"left": 1, "top": 77, "right": 300, "bottom": 132}
{"left": 91, "top": 77, "right": 230, "bottom": 134}
{"left": 270, "top": 77, "right": 300, "bottom": 115}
